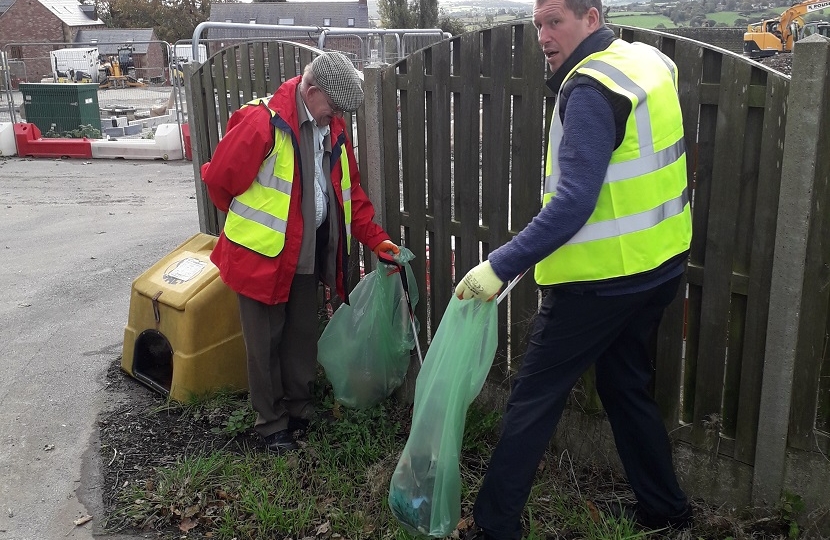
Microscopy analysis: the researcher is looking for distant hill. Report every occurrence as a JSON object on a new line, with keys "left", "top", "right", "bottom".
{"left": 367, "top": 0, "right": 631, "bottom": 20}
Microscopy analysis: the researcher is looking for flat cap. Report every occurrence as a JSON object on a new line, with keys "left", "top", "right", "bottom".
{"left": 311, "top": 52, "right": 364, "bottom": 113}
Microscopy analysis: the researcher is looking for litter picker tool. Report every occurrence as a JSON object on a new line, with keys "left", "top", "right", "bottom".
{"left": 496, "top": 269, "right": 528, "bottom": 305}
{"left": 377, "top": 250, "right": 425, "bottom": 366}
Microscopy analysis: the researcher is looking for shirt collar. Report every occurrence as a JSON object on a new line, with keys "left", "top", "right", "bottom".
{"left": 299, "top": 90, "right": 330, "bottom": 139}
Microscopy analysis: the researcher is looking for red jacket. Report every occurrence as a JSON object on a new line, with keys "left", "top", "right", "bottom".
{"left": 201, "top": 76, "right": 390, "bottom": 305}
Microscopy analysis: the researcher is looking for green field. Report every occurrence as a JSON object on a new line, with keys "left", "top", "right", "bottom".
{"left": 607, "top": 12, "right": 677, "bottom": 28}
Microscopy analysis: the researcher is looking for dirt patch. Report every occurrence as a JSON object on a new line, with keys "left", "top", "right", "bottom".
{"left": 97, "top": 359, "right": 260, "bottom": 538}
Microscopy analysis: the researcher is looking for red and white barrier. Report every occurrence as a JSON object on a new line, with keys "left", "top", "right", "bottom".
{"left": 8, "top": 122, "right": 185, "bottom": 161}
{"left": 14, "top": 123, "right": 93, "bottom": 159}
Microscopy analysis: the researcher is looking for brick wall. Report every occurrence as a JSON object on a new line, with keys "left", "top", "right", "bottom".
{"left": 661, "top": 27, "right": 746, "bottom": 54}
{"left": 0, "top": 0, "right": 101, "bottom": 81}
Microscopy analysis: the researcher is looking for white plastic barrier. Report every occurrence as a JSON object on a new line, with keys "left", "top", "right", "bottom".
{"left": 129, "top": 113, "right": 176, "bottom": 130}
{"left": 90, "top": 124, "right": 184, "bottom": 160}
{"left": 0, "top": 122, "right": 16, "bottom": 157}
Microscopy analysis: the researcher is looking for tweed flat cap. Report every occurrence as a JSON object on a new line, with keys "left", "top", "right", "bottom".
{"left": 311, "top": 52, "right": 364, "bottom": 112}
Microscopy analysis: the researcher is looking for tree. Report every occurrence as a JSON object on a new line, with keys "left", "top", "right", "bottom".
{"left": 378, "top": 0, "right": 418, "bottom": 28}
{"left": 437, "top": 8, "right": 466, "bottom": 36}
{"left": 418, "top": 0, "right": 438, "bottom": 29}
{"left": 97, "top": 0, "right": 222, "bottom": 44}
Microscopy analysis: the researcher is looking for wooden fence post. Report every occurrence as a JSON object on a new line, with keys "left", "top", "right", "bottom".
{"left": 360, "top": 64, "right": 387, "bottom": 231}
{"left": 753, "top": 35, "right": 830, "bottom": 506}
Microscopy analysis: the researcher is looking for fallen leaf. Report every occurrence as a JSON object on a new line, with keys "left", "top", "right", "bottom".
{"left": 586, "top": 500, "right": 600, "bottom": 523}
{"left": 315, "top": 521, "right": 331, "bottom": 535}
{"left": 73, "top": 515, "right": 93, "bottom": 526}
{"left": 179, "top": 517, "right": 197, "bottom": 532}
{"left": 183, "top": 504, "right": 200, "bottom": 518}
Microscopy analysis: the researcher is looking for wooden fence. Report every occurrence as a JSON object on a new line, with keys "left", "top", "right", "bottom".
{"left": 185, "top": 26, "right": 830, "bottom": 515}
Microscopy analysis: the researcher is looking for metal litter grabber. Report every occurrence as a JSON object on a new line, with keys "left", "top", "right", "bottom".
{"left": 377, "top": 250, "right": 425, "bottom": 366}
{"left": 496, "top": 269, "right": 528, "bottom": 304}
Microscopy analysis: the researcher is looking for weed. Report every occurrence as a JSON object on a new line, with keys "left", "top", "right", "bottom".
{"left": 211, "top": 406, "right": 255, "bottom": 437}
{"left": 780, "top": 491, "right": 805, "bottom": 539}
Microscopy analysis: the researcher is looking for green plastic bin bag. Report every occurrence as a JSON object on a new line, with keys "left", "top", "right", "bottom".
{"left": 388, "top": 296, "right": 498, "bottom": 537}
{"left": 318, "top": 247, "right": 419, "bottom": 410}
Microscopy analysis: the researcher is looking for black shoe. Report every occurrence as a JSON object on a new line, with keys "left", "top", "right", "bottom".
{"left": 463, "top": 524, "right": 497, "bottom": 540}
{"left": 287, "top": 416, "right": 310, "bottom": 435}
{"left": 605, "top": 501, "right": 693, "bottom": 530}
{"left": 262, "top": 429, "right": 298, "bottom": 453}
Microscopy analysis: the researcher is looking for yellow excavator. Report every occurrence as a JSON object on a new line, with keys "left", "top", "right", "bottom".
{"left": 744, "top": 0, "right": 830, "bottom": 57}
{"left": 98, "top": 45, "right": 147, "bottom": 89}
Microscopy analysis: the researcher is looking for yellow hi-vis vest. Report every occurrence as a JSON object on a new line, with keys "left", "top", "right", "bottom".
{"left": 223, "top": 98, "right": 353, "bottom": 257}
{"left": 534, "top": 40, "right": 692, "bottom": 286}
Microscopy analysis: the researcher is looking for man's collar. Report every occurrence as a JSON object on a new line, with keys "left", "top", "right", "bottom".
{"left": 546, "top": 26, "right": 616, "bottom": 94}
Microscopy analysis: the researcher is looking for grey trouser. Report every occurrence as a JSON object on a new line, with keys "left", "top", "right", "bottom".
{"left": 237, "top": 274, "right": 318, "bottom": 438}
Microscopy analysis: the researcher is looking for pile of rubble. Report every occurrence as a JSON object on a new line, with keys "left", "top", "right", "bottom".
{"left": 757, "top": 53, "right": 793, "bottom": 76}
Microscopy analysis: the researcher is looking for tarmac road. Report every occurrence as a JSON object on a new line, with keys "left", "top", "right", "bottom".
{"left": 0, "top": 156, "right": 201, "bottom": 539}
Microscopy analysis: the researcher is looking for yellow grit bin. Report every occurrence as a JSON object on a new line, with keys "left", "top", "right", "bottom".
{"left": 121, "top": 233, "right": 248, "bottom": 402}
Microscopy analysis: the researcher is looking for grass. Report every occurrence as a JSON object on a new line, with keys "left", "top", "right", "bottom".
{"left": 104, "top": 377, "right": 818, "bottom": 540}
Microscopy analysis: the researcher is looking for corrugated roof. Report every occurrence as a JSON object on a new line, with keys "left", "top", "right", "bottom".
{"left": 74, "top": 28, "right": 155, "bottom": 54}
{"left": 209, "top": 2, "right": 369, "bottom": 29}
{"left": 38, "top": 0, "right": 104, "bottom": 27}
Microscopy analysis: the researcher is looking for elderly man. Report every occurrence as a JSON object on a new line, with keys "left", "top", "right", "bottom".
{"left": 201, "top": 52, "right": 399, "bottom": 454}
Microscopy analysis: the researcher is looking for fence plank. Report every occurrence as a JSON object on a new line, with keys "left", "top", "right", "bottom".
{"left": 214, "top": 52, "right": 230, "bottom": 140}
{"left": 681, "top": 48, "right": 720, "bottom": 427}
{"left": 201, "top": 61, "right": 221, "bottom": 164}
{"left": 186, "top": 62, "right": 219, "bottom": 236}
{"left": 453, "top": 32, "right": 482, "bottom": 290}
{"left": 652, "top": 38, "right": 703, "bottom": 425}
{"left": 721, "top": 75, "right": 767, "bottom": 440}
{"left": 252, "top": 42, "right": 267, "bottom": 98}
{"left": 426, "top": 41, "right": 454, "bottom": 327}
{"left": 506, "top": 24, "right": 546, "bottom": 377}
{"left": 691, "top": 55, "right": 753, "bottom": 448}
{"left": 733, "top": 72, "right": 788, "bottom": 464}
{"left": 266, "top": 42, "right": 282, "bottom": 95}
{"left": 225, "top": 49, "right": 241, "bottom": 112}
{"left": 239, "top": 43, "right": 253, "bottom": 102}
{"left": 400, "top": 53, "right": 429, "bottom": 341}
{"left": 480, "top": 24, "right": 513, "bottom": 379}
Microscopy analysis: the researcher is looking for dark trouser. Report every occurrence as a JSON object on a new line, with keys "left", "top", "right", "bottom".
{"left": 237, "top": 274, "right": 319, "bottom": 438}
{"left": 473, "top": 276, "right": 688, "bottom": 540}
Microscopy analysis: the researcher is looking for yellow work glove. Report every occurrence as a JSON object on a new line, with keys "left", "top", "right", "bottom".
{"left": 372, "top": 240, "right": 400, "bottom": 258}
{"left": 455, "top": 260, "right": 504, "bottom": 301}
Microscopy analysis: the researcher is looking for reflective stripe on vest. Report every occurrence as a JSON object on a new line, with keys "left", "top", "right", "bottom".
{"left": 535, "top": 40, "right": 692, "bottom": 286}
{"left": 223, "top": 98, "right": 353, "bottom": 257}
{"left": 223, "top": 99, "right": 293, "bottom": 257}
{"left": 339, "top": 153, "right": 352, "bottom": 255}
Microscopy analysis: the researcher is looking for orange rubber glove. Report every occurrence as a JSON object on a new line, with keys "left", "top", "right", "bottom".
{"left": 372, "top": 240, "right": 400, "bottom": 258}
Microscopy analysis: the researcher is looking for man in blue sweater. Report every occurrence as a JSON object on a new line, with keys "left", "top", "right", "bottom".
{"left": 455, "top": 0, "right": 694, "bottom": 537}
